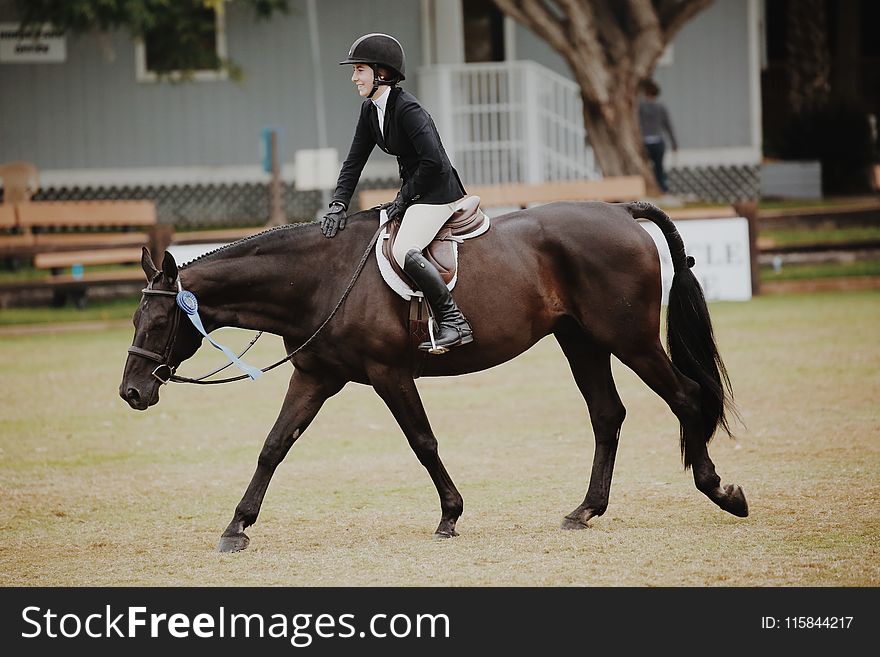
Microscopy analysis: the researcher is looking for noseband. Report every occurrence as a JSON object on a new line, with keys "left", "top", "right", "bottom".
{"left": 126, "top": 278, "right": 182, "bottom": 384}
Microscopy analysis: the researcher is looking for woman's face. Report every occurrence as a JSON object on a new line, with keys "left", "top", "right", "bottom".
{"left": 351, "top": 64, "right": 374, "bottom": 98}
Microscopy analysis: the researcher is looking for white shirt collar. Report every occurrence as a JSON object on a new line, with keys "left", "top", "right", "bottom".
{"left": 372, "top": 86, "right": 391, "bottom": 112}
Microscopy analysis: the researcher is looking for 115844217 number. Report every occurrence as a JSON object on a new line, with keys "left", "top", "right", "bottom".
{"left": 761, "top": 616, "right": 853, "bottom": 629}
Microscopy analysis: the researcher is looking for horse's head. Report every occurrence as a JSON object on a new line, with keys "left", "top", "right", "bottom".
{"left": 119, "top": 248, "right": 202, "bottom": 410}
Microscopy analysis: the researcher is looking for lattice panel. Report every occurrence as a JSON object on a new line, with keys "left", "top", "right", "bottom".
{"left": 21, "top": 178, "right": 399, "bottom": 229}
{"left": 8, "top": 168, "right": 759, "bottom": 231}
{"left": 668, "top": 165, "right": 760, "bottom": 203}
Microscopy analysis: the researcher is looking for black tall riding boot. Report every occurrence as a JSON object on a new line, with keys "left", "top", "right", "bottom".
{"left": 403, "top": 249, "right": 473, "bottom": 353}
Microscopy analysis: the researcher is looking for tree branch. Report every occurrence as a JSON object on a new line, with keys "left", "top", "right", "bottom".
{"left": 555, "top": 0, "right": 614, "bottom": 101}
{"left": 495, "top": 0, "right": 621, "bottom": 115}
{"left": 492, "top": 0, "right": 570, "bottom": 55}
{"left": 625, "top": 0, "right": 666, "bottom": 80}
{"left": 589, "top": 0, "right": 630, "bottom": 68}
{"left": 658, "top": 0, "right": 714, "bottom": 42}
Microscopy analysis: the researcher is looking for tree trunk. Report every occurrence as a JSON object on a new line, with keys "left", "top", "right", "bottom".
{"left": 491, "top": 0, "right": 712, "bottom": 197}
{"left": 580, "top": 88, "right": 660, "bottom": 195}
{"left": 567, "top": 52, "right": 660, "bottom": 194}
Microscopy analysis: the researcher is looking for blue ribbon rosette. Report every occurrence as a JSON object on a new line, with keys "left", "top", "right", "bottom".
{"left": 176, "top": 290, "right": 262, "bottom": 380}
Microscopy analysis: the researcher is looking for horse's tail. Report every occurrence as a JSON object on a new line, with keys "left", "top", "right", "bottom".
{"left": 624, "top": 201, "right": 736, "bottom": 468}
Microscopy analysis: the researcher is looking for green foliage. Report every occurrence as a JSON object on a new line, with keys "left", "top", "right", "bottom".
{"left": 13, "top": 0, "right": 289, "bottom": 78}
{"left": 760, "top": 260, "right": 880, "bottom": 282}
{"left": 760, "top": 226, "right": 880, "bottom": 247}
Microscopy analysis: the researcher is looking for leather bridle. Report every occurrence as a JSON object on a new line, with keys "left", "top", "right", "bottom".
{"left": 126, "top": 278, "right": 182, "bottom": 385}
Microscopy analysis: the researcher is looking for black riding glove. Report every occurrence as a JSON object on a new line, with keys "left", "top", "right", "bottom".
{"left": 321, "top": 202, "right": 347, "bottom": 238}
{"left": 385, "top": 193, "right": 408, "bottom": 222}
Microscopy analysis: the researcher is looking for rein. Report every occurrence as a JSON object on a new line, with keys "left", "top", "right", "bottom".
{"left": 129, "top": 225, "right": 382, "bottom": 386}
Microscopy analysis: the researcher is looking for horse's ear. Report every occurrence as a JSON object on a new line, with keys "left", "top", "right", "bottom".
{"left": 162, "top": 251, "right": 178, "bottom": 285}
{"left": 141, "top": 247, "right": 159, "bottom": 280}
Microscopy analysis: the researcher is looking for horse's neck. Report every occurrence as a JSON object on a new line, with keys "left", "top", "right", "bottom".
{"left": 180, "top": 245, "right": 314, "bottom": 337}
{"left": 178, "top": 226, "right": 362, "bottom": 338}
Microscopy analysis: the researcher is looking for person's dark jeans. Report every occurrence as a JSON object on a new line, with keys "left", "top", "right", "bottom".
{"left": 644, "top": 140, "right": 667, "bottom": 193}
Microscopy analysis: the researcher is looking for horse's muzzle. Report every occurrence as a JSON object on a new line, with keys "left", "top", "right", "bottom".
{"left": 119, "top": 383, "right": 152, "bottom": 411}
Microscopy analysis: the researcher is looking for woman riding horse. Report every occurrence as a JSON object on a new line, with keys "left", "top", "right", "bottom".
{"left": 320, "top": 33, "right": 473, "bottom": 353}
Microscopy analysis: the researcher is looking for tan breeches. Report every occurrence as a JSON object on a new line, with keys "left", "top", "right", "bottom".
{"left": 391, "top": 201, "right": 458, "bottom": 268}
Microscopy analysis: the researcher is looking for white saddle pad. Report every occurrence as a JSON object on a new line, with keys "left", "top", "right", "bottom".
{"left": 375, "top": 208, "right": 459, "bottom": 301}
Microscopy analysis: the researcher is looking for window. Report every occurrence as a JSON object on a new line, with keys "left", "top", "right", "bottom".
{"left": 135, "top": 5, "right": 227, "bottom": 82}
{"left": 463, "top": 0, "right": 505, "bottom": 63}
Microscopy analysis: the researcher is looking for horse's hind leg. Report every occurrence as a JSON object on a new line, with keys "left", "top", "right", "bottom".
{"left": 555, "top": 328, "right": 627, "bottom": 529}
{"left": 618, "top": 340, "right": 748, "bottom": 517}
{"left": 369, "top": 364, "right": 463, "bottom": 538}
{"left": 218, "top": 368, "right": 345, "bottom": 552}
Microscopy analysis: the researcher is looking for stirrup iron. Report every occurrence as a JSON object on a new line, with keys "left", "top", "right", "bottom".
{"left": 426, "top": 317, "right": 448, "bottom": 355}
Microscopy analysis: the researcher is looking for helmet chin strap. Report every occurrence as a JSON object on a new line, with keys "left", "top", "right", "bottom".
{"left": 369, "top": 64, "right": 395, "bottom": 99}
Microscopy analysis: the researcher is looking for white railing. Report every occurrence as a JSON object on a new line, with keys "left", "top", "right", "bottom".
{"left": 418, "top": 61, "right": 600, "bottom": 186}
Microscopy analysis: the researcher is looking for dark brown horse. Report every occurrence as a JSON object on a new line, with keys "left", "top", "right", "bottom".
{"left": 120, "top": 200, "right": 748, "bottom": 552}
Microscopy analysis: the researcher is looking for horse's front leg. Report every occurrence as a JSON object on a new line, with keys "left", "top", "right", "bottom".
{"left": 368, "top": 364, "right": 464, "bottom": 538}
{"left": 218, "top": 368, "right": 345, "bottom": 552}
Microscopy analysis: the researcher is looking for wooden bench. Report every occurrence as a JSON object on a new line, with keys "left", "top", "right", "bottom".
{"left": 0, "top": 200, "right": 168, "bottom": 259}
{"left": 0, "top": 204, "right": 15, "bottom": 230}
{"left": 34, "top": 247, "right": 144, "bottom": 270}
{"left": 0, "top": 200, "right": 169, "bottom": 307}
{"left": 358, "top": 175, "right": 648, "bottom": 211}
{"left": 29, "top": 246, "right": 146, "bottom": 307}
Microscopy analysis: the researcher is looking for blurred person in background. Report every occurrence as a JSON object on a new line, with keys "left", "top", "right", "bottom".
{"left": 639, "top": 79, "right": 678, "bottom": 194}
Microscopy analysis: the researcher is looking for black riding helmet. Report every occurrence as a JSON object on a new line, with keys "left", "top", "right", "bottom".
{"left": 340, "top": 33, "right": 406, "bottom": 98}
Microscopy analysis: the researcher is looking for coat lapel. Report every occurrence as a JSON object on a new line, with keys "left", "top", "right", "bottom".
{"left": 380, "top": 87, "right": 402, "bottom": 152}
{"left": 371, "top": 102, "right": 387, "bottom": 151}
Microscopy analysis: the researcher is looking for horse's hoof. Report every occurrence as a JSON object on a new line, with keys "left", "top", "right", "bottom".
{"left": 218, "top": 533, "right": 250, "bottom": 552}
{"left": 561, "top": 517, "right": 589, "bottom": 530}
{"left": 721, "top": 484, "right": 749, "bottom": 517}
{"left": 433, "top": 529, "right": 459, "bottom": 539}
{"left": 562, "top": 506, "right": 600, "bottom": 529}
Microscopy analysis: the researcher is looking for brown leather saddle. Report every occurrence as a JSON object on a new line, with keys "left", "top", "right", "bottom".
{"left": 379, "top": 195, "right": 489, "bottom": 288}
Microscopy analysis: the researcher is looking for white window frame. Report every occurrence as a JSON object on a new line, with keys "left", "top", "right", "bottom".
{"left": 134, "top": 8, "right": 228, "bottom": 83}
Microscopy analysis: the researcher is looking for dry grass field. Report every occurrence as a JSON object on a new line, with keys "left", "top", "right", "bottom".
{"left": 0, "top": 289, "right": 877, "bottom": 587}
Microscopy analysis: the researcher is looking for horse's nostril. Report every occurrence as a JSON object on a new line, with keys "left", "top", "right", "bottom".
{"left": 126, "top": 387, "right": 141, "bottom": 402}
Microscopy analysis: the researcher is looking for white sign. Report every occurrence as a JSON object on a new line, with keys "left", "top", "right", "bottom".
{"left": 0, "top": 23, "right": 66, "bottom": 63}
{"left": 639, "top": 217, "right": 752, "bottom": 302}
{"left": 294, "top": 148, "right": 339, "bottom": 191}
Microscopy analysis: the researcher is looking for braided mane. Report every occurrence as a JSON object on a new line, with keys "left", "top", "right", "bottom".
{"left": 178, "top": 222, "right": 313, "bottom": 269}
